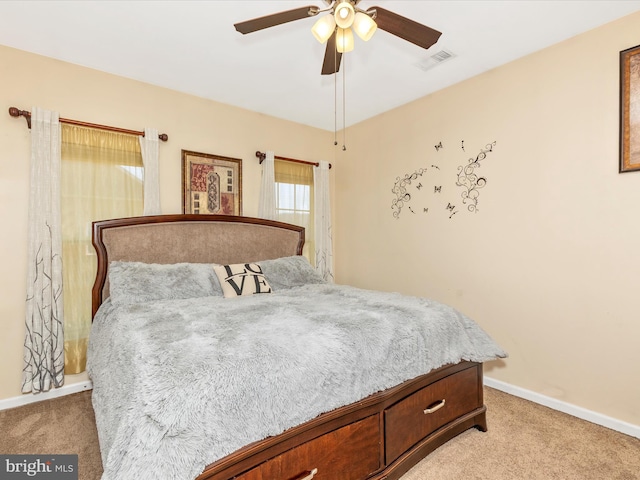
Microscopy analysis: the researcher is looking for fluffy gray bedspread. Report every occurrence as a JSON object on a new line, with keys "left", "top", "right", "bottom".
{"left": 87, "top": 284, "right": 506, "bottom": 480}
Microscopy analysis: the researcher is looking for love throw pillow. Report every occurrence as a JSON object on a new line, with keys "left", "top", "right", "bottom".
{"left": 213, "top": 263, "right": 273, "bottom": 298}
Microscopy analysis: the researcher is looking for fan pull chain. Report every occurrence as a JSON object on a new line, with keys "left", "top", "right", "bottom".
{"left": 334, "top": 34, "right": 338, "bottom": 147}
{"left": 342, "top": 52, "right": 347, "bottom": 151}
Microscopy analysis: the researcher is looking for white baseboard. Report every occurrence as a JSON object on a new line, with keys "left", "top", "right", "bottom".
{"left": 484, "top": 376, "right": 640, "bottom": 439}
{"left": 0, "top": 380, "right": 93, "bottom": 412}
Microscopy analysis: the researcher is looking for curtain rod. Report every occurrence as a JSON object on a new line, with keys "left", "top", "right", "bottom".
{"left": 255, "top": 151, "right": 331, "bottom": 169}
{"left": 8, "top": 107, "right": 168, "bottom": 141}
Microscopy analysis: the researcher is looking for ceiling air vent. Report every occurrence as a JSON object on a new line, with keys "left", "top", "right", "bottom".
{"left": 415, "top": 49, "right": 456, "bottom": 72}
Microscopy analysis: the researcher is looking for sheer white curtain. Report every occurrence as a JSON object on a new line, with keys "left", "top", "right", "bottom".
{"left": 314, "top": 161, "right": 334, "bottom": 282}
{"left": 139, "top": 127, "right": 161, "bottom": 215}
{"left": 23, "top": 107, "right": 65, "bottom": 393}
{"left": 258, "top": 150, "right": 277, "bottom": 220}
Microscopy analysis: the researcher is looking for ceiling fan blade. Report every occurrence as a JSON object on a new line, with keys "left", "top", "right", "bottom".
{"left": 321, "top": 32, "right": 342, "bottom": 75}
{"left": 371, "top": 7, "right": 442, "bottom": 50}
{"left": 234, "top": 6, "right": 319, "bottom": 34}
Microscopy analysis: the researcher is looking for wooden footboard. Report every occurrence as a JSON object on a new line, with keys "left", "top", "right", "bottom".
{"left": 197, "top": 361, "right": 486, "bottom": 480}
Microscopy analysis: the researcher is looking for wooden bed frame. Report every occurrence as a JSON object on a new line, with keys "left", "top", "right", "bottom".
{"left": 91, "top": 214, "right": 488, "bottom": 480}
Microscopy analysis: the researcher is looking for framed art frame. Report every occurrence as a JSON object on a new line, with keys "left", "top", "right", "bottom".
{"left": 181, "top": 150, "right": 242, "bottom": 215}
{"left": 620, "top": 44, "right": 640, "bottom": 173}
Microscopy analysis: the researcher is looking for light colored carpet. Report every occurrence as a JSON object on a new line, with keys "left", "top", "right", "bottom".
{"left": 0, "top": 387, "right": 638, "bottom": 480}
{"left": 402, "top": 388, "right": 639, "bottom": 480}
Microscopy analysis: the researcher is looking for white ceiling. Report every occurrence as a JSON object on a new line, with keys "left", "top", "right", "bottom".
{"left": 1, "top": 1, "right": 639, "bottom": 131}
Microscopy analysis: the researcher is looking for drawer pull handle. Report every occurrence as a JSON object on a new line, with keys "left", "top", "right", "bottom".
{"left": 423, "top": 399, "right": 446, "bottom": 414}
{"left": 289, "top": 468, "right": 318, "bottom": 480}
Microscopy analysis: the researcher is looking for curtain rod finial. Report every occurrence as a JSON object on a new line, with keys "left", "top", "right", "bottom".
{"left": 9, "top": 107, "right": 31, "bottom": 128}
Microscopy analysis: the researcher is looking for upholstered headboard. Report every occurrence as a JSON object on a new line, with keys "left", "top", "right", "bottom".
{"left": 91, "top": 214, "right": 305, "bottom": 317}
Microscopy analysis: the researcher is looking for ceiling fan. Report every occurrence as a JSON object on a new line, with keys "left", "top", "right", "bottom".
{"left": 234, "top": 0, "right": 442, "bottom": 75}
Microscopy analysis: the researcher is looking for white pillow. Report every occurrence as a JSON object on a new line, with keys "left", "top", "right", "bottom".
{"left": 213, "top": 263, "right": 273, "bottom": 298}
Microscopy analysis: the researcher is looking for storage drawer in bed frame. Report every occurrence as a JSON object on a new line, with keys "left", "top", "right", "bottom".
{"left": 236, "top": 416, "right": 380, "bottom": 480}
{"left": 384, "top": 366, "right": 481, "bottom": 464}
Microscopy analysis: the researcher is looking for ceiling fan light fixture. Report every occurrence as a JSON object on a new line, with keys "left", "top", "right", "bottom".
{"left": 312, "top": 15, "right": 336, "bottom": 43}
{"left": 352, "top": 12, "right": 377, "bottom": 41}
{"left": 336, "top": 27, "right": 354, "bottom": 53}
{"left": 334, "top": 1, "right": 355, "bottom": 29}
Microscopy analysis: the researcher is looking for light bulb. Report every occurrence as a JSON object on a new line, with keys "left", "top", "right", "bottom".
{"left": 334, "top": 1, "right": 355, "bottom": 29}
{"left": 353, "top": 12, "right": 377, "bottom": 41}
{"left": 311, "top": 15, "right": 336, "bottom": 44}
{"left": 336, "top": 27, "right": 354, "bottom": 53}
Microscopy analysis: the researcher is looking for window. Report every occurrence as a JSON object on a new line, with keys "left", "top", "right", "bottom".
{"left": 274, "top": 159, "right": 314, "bottom": 263}
{"left": 60, "top": 125, "right": 144, "bottom": 373}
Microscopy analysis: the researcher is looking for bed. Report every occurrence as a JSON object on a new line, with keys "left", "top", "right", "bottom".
{"left": 88, "top": 214, "right": 505, "bottom": 480}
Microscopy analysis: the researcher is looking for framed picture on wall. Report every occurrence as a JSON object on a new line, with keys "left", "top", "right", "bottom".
{"left": 181, "top": 150, "right": 242, "bottom": 215}
{"left": 620, "top": 44, "right": 640, "bottom": 173}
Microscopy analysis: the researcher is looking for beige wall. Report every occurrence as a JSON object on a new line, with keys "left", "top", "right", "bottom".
{"left": 336, "top": 11, "right": 640, "bottom": 426}
{"left": 0, "top": 44, "right": 335, "bottom": 401}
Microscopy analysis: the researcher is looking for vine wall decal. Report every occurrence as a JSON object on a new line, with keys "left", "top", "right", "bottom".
{"left": 391, "top": 168, "right": 428, "bottom": 219}
{"left": 455, "top": 141, "right": 496, "bottom": 213}
{"left": 390, "top": 139, "right": 497, "bottom": 220}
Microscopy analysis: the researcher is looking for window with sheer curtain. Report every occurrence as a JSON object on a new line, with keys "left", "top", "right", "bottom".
{"left": 60, "top": 124, "right": 144, "bottom": 374}
{"left": 274, "top": 159, "right": 314, "bottom": 264}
